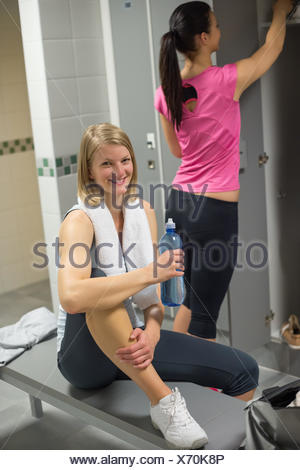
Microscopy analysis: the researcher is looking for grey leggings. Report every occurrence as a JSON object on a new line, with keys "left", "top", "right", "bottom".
{"left": 57, "top": 269, "right": 259, "bottom": 397}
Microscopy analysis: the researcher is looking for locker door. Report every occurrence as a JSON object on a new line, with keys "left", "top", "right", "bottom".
{"left": 214, "top": 0, "right": 271, "bottom": 351}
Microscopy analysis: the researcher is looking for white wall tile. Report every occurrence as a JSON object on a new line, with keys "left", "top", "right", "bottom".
{"left": 1, "top": 83, "right": 30, "bottom": 113}
{"left": 80, "top": 112, "right": 110, "bottom": 128}
{"left": 0, "top": 31, "right": 21, "bottom": 58}
{"left": 16, "top": 203, "right": 44, "bottom": 237}
{"left": 0, "top": 209, "right": 18, "bottom": 240}
{"left": 37, "top": 176, "right": 60, "bottom": 214}
{"left": 78, "top": 76, "right": 109, "bottom": 115}
{"left": 9, "top": 151, "right": 36, "bottom": 182}
{"left": 22, "top": 40, "right": 45, "bottom": 81}
{"left": 47, "top": 78, "right": 79, "bottom": 119}
{"left": 31, "top": 117, "right": 54, "bottom": 159}
{"left": 43, "top": 39, "right": 75, "bottom": 79}
{"left": 0, "top": 0, "right": 22, "bottom": 56}
{"left": 73, "top": 38, "right": 106, "bottom": 76}
{"left": 22, "top": 230, "right": 45, "bottom": 258}
{"left": 22, "top": 256, "right": 49, "bottom": 284}
{"left": 57, "top": 173, "right": 77, "bottom": 217}
{"left": 13, "top": 172, "right": 40, "bottom": 208}
{"left": 0, "top": 113, "right": 8, "bottom": 140}
{"left": 70, "top": 0, "right": 102, "bottom": 38}
{"left": 52, "top": 116, "right": 83, "bottom": 157}
{"left": 18, "top": 0, "right": 41, "bottom": 43}
{"left": 39, "top": 0, "right": 72, "bottom": 39}
{"left": 0, "top": 55, "right": 27, "bottom": 85}
{"left": 5, "top": 111, "right": 32, "bottom": 140}
{"left": 0, "top": 235, "right": 26, "bottom": 265}
{"left": 0, "top": 171, "right": 18, "bottom": 211}
{"left": 42, "top": 212, "right": 61, "bottom": 247}
{"left": 0, "top": 274, "right": 4, "bottom": 295}
{"left": 0, "top": 260, "right": 26, "bottom": 292}
{"left": 0, "top": 155, "right": 12, "bottom": 183}
{"left": 27, "top": 79, "right": 50, "bottom": 120}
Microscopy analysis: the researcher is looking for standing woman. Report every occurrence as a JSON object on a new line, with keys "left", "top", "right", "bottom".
{"left": 155, "top": 0, "right": 294, "bottom": 340}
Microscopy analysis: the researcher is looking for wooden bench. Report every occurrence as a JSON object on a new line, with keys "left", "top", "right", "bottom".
{"left": 0, "top": 337, "right": 246, "bottom": 449}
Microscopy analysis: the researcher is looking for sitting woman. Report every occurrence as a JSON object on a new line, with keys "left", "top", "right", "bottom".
{"left": 57, "top": 123, "right": 259, "bottom": 449}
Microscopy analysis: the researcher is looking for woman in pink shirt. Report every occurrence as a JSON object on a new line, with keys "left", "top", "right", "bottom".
{"left": 155, "top": 0, "right": 294, "bottom": 340}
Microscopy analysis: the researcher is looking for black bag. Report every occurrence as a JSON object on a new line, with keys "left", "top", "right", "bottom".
{"left": 244, "top": 379, "right": 300, "bottom": 449}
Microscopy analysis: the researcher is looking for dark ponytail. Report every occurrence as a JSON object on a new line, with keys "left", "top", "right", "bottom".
{"left": 159, "top": 31, "right": 183, "bottom": 131}
{"left": 159, "top": 1, "right": 211, "bottom": 131}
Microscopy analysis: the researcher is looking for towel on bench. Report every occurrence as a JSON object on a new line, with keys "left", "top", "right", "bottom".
{"left": 0, "top": 307, "right": 57, "bottom": 367}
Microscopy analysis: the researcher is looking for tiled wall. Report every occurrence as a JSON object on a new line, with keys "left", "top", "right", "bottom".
{"left": 0, "top": 0, "right": 48, "bottom": 295}
{"left": 19, "top": 0, "right": 110, "bottom": 314}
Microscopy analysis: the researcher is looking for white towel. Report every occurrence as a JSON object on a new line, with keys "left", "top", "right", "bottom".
{"left": 78, "top": 197, "right": 159, "bottom": 310}
{"left": 0, "top": 307, "right": 57, "bottom": 367}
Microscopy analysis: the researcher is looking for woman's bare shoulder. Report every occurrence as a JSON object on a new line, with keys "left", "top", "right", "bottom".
{"left": 59, "top": 209, "right": 94, "bottom": 245}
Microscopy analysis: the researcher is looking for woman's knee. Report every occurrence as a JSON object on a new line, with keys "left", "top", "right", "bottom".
{"left": 226, "top": 351, "right": 259, "bottom": 396}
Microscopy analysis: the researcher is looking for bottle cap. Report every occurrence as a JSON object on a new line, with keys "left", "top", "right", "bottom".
{"left": 166, "top": 218, "right": 176, "bottom": 229}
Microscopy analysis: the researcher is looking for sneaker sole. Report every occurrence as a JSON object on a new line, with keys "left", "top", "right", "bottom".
{"left": 287, "top": 344, "right": 300, "bottom": 350}
{"left": 281, "top": 337, "right": 300, "bottom": 350}
{"left": 151, "top": 419, "right": 208, "bottom": 449}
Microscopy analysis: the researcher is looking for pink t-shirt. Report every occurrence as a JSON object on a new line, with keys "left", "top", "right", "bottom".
{"left": 154, "top": 64, "right": 241, "bottom": 193}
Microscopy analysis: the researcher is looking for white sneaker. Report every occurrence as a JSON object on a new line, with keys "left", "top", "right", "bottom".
{"left": 150, "top": 388, "right": 208, "bottom": 449}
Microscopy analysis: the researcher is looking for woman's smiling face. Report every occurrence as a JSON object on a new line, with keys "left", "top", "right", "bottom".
{"left": 89, "top": 144, "right": 134, "bottom": 199}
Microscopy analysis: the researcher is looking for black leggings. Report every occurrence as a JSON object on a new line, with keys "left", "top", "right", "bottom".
{"left": 57, "top": 271, "right": 258, "bottom": 397}
{"left": 166, "top": 188, "right": 238, "bottom": 339}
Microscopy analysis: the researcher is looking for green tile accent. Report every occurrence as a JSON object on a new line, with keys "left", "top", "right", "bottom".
{"left": 70, "top": 154, "right": 77, "bottom": 164}
{"left": 38, "top": 168, "right": 44, "bottom": 176}
{"left": 0, "top": 149, "right": 3, "bottom": 156}
{"left": 43, "top": 158, "right": 49, "bottom": 167}
{"left": 0, "top": 136, "right": 34, "bottom": 155}
{"left": 50, "top": 168, "right": 54, "bottom": 177}
{"left": 64, "top": 166, "right": 71, "bottom": 175}
{"left": 56, "top": 157, "right": 63, "bottom": 167}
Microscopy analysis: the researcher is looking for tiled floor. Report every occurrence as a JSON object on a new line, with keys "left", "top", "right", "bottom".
{"left": 0, "top": 279, "right": 299, "bottom": 450}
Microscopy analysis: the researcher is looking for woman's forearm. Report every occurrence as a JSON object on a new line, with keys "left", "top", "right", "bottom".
{"left": 61, "top": 266, "right": 153, "bottom": 314}
{"left": 144, "top": 303, "right": 164, "bottom": 346}
{"left": 266, "top": 7, "right": 287, "bottom": 51}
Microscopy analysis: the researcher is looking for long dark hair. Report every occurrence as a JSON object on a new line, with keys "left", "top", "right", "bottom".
{"left": 159, "top": 1, "right": 211, "bottom": 131}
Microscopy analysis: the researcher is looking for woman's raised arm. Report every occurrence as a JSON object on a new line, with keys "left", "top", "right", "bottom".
{"left": 234, "top": 0, "right": 294, "bottom": 100}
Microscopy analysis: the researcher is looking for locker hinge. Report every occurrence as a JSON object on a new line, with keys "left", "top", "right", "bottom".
{"left": 259, "top": 152, "right": 269, "bottom": 167}
{"left": 265, "top": 310, "right": 275, "bottom": 326}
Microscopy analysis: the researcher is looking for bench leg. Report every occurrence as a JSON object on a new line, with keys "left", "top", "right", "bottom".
{"left": 29, "top": 395, "right": 44, "bottom": 418}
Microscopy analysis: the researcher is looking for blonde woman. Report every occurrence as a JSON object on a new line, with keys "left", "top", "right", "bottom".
{"left": 57, "top": 123, "right": 258, "bottom": 449}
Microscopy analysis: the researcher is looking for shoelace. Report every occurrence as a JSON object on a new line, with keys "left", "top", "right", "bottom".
{"left": 165, "top": 389, "right": 195, "bottom": 430}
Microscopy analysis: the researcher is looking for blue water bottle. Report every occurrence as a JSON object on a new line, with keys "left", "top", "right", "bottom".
{"left": 159, "top": 218, "right": 185, "bottom": 306}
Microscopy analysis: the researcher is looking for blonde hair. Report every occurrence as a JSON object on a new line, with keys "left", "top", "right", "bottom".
{"left": 77, "top": 123, "right": 138, "bottom": 206}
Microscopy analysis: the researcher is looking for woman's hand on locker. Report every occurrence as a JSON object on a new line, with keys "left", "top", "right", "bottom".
{"left": 273, "top": 0, "right": 295, "bottom": 15}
